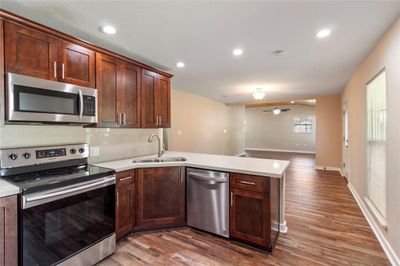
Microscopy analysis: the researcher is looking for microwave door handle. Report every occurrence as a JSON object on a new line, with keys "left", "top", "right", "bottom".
{"left": 78, "top": 90, "right": 83, "bottom": 119}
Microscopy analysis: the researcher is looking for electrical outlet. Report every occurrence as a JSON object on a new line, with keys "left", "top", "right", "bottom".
{"left": 90, "top": 147, "right": 100, "bottom": 157}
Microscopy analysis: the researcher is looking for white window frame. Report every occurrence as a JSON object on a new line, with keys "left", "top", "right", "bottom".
{"left": 293, "top": 116, "right": 313, "bottom": 134}
{"left": 365, "top": 69, "right": 387, "bottom": 228}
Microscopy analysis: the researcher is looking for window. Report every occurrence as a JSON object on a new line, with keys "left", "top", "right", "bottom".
{"left": 293, "top": 116, "right": 313, "bottom": 133}
{"left": 366, "top": 70, "right": 387, "bottom": 222}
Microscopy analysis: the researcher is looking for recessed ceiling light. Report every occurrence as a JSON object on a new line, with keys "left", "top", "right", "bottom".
{"left": 100, "top": 25, "right": 117, "bottom": 35}
{"left": 271, "top": 50, "right": 287, "bottom": 56}
{"left": 233, "top": 48, "right": 243, "bottom": 56}
{"left": 176, "top": 62, "right": 185, "bottom": 68}
{"left": 316, "top": 29, "right": 331, "bottom": 38}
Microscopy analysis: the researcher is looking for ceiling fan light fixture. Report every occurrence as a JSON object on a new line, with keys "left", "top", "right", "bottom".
{"left": 272, "top": 107, "right": 281, "bottom": 115}
{"left": 253, "top": 88, "right": 266, "bottom": 100}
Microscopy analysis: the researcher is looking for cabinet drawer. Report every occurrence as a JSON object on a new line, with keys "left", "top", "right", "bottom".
{"left": 230, "top": 173, "right": 269, "bottom": 193}
{"left": 116, "top": 170, "right": 134, "bottom": 186}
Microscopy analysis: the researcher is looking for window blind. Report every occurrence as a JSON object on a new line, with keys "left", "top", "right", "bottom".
{"left": 366, "top": 70, "right": 386, "bottom": 218}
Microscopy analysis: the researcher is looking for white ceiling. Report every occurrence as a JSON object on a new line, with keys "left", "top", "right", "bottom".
{"left": 2, "top": 1, "right": 400, "bottom": 104}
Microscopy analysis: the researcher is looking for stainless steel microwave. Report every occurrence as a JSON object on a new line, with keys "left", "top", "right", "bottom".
{"left": 6, "top": 73, "right": 97, "bottom": 124}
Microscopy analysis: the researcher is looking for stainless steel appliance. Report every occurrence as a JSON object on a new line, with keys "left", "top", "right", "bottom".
{"left": 186, "top": 168, "right": 229, "bottom": 238}
{"left": 6, "top": 73, "right": 97, "bottom": 124}
{"left": 0, "top": 144, "right": 116, "bottom": 266}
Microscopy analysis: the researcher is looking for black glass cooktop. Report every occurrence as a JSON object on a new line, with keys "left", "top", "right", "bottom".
{"left": 2, "top": 164, "right": 115, "bottom": 194}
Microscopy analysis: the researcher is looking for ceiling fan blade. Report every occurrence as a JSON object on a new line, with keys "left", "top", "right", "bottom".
{"left": 281, "top": 109, "right": 291, "bottom": 112}
{"left": 263, "top": 110, "right": 273, "bottom": 112}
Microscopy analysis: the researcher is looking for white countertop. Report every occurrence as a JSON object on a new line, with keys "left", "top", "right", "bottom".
{"left": 0, "top": 179, "right": 20, "bottom": 198}
{"left": 96, "top": 151, "right": 290, "bottom": 178}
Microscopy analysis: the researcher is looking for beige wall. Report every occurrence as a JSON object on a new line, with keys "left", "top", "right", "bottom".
{"left": 315, "top": 95, "right": 342, "bottom": 168}
{"left": 341, "top": 17, "right": 400, "bottom": 262}
{"left": 245, "top": 105, "right": 316, "bottom": 152}
{"left": 226, "top": 105, "right": 245, "bottom": 155}
{"left": 0, "top": 125, "right": 160, "bottom": 163}
{"left": 169, "top": 89, "right": 245, "bottom": 156}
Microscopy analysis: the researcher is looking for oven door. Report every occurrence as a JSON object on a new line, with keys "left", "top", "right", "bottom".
{"left": 7, "top": 73, "right": 97, "bottom": 124}
{"left": 20, "top": 176, "right": 115, "bottom": 266}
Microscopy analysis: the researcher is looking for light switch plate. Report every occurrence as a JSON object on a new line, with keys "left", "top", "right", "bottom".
{"left": 90, "top": 146, "right": 100, "bottom": 157}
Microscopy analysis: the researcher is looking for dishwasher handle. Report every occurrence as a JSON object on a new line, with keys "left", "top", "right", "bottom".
{"left": 188, "top": 172, "right": 228, "bottom": 183}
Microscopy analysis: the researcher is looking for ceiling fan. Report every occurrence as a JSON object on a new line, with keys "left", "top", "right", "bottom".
{"left": 263, "top": 107, "right": 291, "bottom": 115}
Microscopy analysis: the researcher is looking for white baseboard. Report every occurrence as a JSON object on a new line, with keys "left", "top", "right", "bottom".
{"left": 235, "top": 152, "right": 246, "bottom": 157}
{"left": 315, "top": 165, "right": 342, "bottom": 172}
{"left": 348, "top": 183, "right": 400, "bottom": 266}
{"left": 280, "top": 220, "right": 288, "bottom": 234}
{"left": 245, "top": 147, "right": 316, "bottom": 154}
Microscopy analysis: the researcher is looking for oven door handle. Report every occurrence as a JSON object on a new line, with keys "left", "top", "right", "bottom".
{"left": 22, "top": 175, "right": 115, "bottom": 209}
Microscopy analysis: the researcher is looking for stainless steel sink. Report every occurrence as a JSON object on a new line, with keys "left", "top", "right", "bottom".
{"left": 132, "top": 157, "right": 187, "bottom": 164}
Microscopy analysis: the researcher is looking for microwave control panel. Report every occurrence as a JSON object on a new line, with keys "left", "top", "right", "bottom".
{"left": 83, "top": 96, "right": 96, "bottom": 116}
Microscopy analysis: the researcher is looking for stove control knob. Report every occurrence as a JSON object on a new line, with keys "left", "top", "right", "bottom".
{"left": 8, "top": 153, "right": 18, "bottom": 160}
{"left": 79, "top": 148, "right": 85, "bottom": 154}
{"left": 22, "top": 153, "right": 31, "bottom": 159}
{"left": 70, "top": 149, "right": 77, "bottom": 154}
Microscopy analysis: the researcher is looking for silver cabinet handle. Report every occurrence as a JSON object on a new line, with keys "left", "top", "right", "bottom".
{"left": 62, "top": 63, "right": 65, "bottom": 79}
{"left": 239, "top": 180, "right": 256, "bottom": 186}
{"left": 116, "top": 191, "right": 119, "bottom": 207}
{"left": 123, "top": 112, "right": 126, "bottom": 126}
{"left": 117, "top": 113, "right": 122, "bottom": 126}
{"left": 230, "top": 192, "right": 234, "bottom": 206}
{"left": 53, "top": 61, "right": 57, "bottom": 78}
{"left": 156, "top": 116, "right": 159, "bottom": 126}
{"left": 78, "top": 90, "right": 83, "bottom": 119}
{"left": 159, "top": 115, "right": 162, "bottom": 127}
{"left": 119, "top": 176, "right": 132, "bottom": 181}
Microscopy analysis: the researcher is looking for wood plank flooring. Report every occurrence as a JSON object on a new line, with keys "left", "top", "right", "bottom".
{"left": 98, "top": 151, "right": 389, "bottom": 266}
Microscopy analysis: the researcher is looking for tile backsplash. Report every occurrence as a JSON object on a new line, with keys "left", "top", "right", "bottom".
{"left": 0, "top": 125, "right": 161, "bottom": 163}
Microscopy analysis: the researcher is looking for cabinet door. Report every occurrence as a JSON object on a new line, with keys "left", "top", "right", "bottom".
{"left": 230, "top": 188, "right": 271, "bottom": 249}
{"left": 4, "top": 21, "right": 58, "bottom": 80}
{"left": 0, "top": 195, "right": 18, "bottom": 266}
{"left": 136, "top": 167, "right": 185, "bottom": 231}
{"left": 116, "top": 170, "right": 135, "bottom": 240}
{"left": 118, "top": 62, "right": 141, "bottom": 128}
{"left": 141, "top": 69, "right": 158, "bottom": 128}
{"left": 58, "top": 40, "right": 95, "bottom": 87}
{"left": 96, "top": 53, "right": 119, "bottom": 127}
{"left": 156, "top": 75, "right": 171, "bottom": 128}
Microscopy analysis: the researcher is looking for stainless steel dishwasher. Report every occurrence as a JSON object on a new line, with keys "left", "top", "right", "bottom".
{"left": 186, "top": 168, "right": 229, "bottom": 238}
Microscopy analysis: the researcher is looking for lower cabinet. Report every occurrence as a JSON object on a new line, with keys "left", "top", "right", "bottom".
{"left": 229, "top": 173, "right": 280, "bottom": 251}
{"left": 116, "top": 170, "right": 135, "bottom": 240}
{"left": 0, "top": 195, "right": 18, "bottom": 266}
{"left": 136, "top": 166, "right": 185, "bottom": 231}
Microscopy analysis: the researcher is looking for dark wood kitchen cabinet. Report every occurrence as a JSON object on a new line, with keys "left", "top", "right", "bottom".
{"left": 0, "top": 195, "right": 18, "bottom": 266}
{"left": 96, "top": 53, "right": 141, "bottom": 128}
{"left": 116, "top": 170, "right": 135, "bottom": 240}
{"left": 4, "top": 21, "right": 58, "bottom": 81}
{"left": 136, "top": 167, "right": 185, "bottom": 231}
{"left": 58, "top": 40, "right": 95, "bottom": 87}
{"left": 4, "top": 21, "right": 96, "bottom": 87}
{"left": 230, "top": 173, "right": 280, "bottom": 251}
{"left": 141, "top": 69, "right": 171, "bottom": 128}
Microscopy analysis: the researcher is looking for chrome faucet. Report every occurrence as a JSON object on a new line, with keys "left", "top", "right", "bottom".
{"left": 148, "top": 134, "right": 165, "bottom": 158}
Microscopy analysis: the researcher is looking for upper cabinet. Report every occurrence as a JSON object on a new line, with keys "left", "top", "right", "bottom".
{"left": 4, "top": 21, "right": 96, "bottom": 87}
{"left": 141, "top": 69, "right": 171, "bottom": 128}
{"left": 58, "top": 40, "right": 95, "bottom": 87}
{"left": 96, "top": 53, "right": 141, "bottom": 128}
{"left": 1, "top": 12, "right": 172, "bottom": 128}
{"left": 4, "top": 21, "right": 58, "bottom": 81}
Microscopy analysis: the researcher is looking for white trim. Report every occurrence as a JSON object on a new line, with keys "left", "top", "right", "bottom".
{"left": 364, "top": 197, "right": 388, "bottom": 229}
{"left": 235, "top": 152, "right": 246, "bottom": 157}
{"left": 348, "top": 183, "right": 400, "bottom": 266}
{"left": 315, "top": 165, "right": 342, "bottom": 172}
{"left": 245, "top": 147, "right": 315, "bottom": 154}
{"left": 280, "top": 220, "right": 288, "bottom": 233}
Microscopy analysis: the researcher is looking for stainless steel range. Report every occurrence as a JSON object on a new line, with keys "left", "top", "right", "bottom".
{"left": 0, "top": 144, "right": 116, "bottom": 266}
